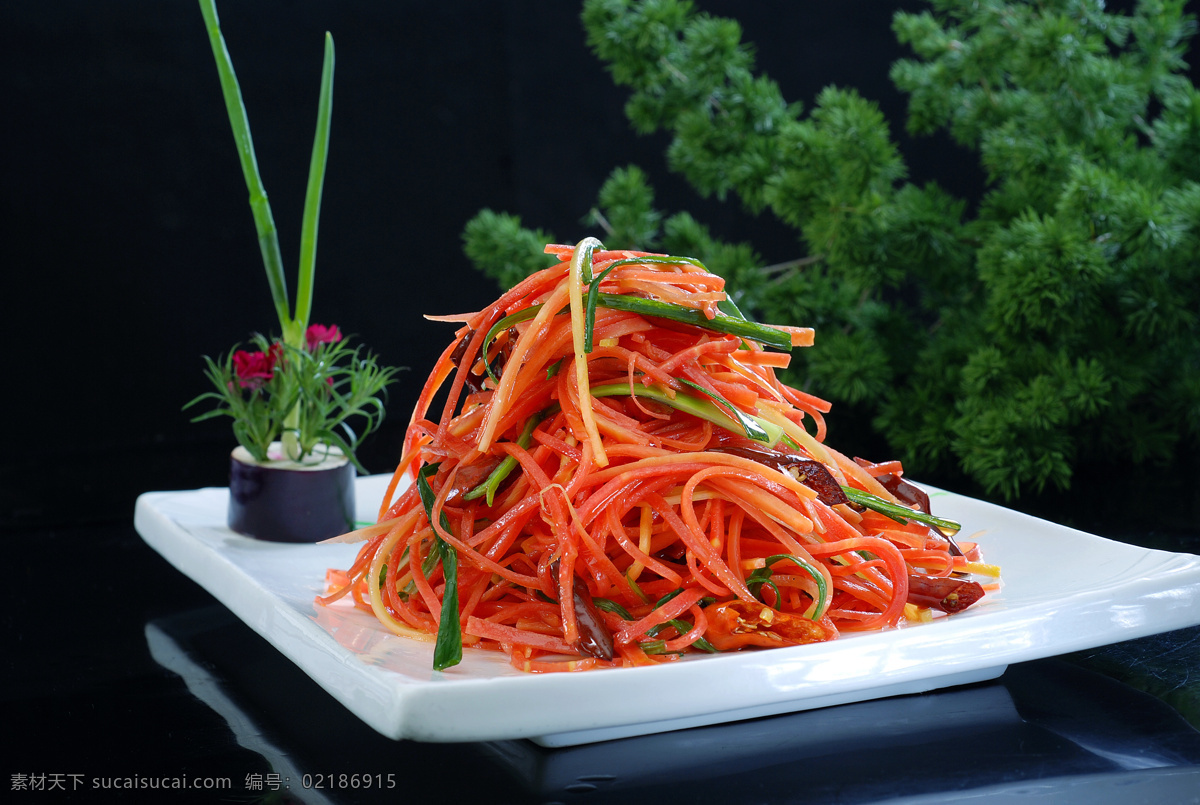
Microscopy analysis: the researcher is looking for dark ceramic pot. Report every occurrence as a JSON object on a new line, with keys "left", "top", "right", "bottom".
{"left": 227, "top": 443, "right": 355, "bottom": 542}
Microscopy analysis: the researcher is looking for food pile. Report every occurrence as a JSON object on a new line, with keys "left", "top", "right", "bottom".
{"left": 319, "top": 240, "right": 997, "bottom": 672}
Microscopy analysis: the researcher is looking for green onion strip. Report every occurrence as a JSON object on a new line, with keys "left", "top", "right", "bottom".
{"left": 594, "top": 591, "right": 719, "bottom": 654}
{"left": 463, "top": 411, "right": 546, "bottom": 505}
{"left": 481, "top": 307, "right": 540, "bottom": 384}
{"left": 590, "top": 380, "right": 785, "bottom": 447}
{"left": 583, "top": 264, "right": 618, "bottom": 353}
{"left": 841, "top": 486, "right": 962, "bottom": 536}
{"left": 596, "top": 294, "right": 793, "bottom": 351}
{"left": 417, "top": 463, "right": 463, "bottom": 671}
{"left": 583, "top": 255, "right": 703, "bottom": 353}
{"left": 480, "top": 282, "right": 793, "bottom": 385}
{"left": 676, "top": 378, "right": 772, "bottom": 444}
{"left": 749, "top": 554, "right": 829, "bottom": 620}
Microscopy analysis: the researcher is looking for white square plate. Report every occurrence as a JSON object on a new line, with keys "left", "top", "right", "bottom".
{"left": 134, "top": 475, "right": 1200, "bottom": 746}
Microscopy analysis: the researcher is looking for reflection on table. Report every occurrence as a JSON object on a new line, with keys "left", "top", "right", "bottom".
{"left": 147, "top": 605, "right": 1200, "bottom": 805}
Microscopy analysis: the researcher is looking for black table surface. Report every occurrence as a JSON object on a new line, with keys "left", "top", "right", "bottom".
{"left": 8, "top": 515, "right": 1200, "bottom": 805}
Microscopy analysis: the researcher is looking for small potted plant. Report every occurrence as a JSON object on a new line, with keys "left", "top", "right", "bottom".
{"left": 186, "top": 0, "right": 400, "bottom": 542}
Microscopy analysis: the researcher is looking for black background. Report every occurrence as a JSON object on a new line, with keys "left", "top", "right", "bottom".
{"left": 4, "top": 5, "right": 1200, "bottom": 800}
{"left": 3, "top": 0, "right": 1194, "bottom": 535}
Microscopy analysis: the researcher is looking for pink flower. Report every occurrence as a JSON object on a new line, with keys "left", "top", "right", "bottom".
{"left": 306, "top": 323, "right": 342, "bottom": 350}
{"left": 233, "top": 343, "right": 282, "bottom": 390}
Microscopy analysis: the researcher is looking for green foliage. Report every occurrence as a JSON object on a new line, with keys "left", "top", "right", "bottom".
{"left": 586, "top": 165, "right": 662, "bottom": 246}
{"left": 462, "top": 209, "right": 558, "bottom": 290}
{"left": 461, "top": 0, "right": 1200, "bottom": 500}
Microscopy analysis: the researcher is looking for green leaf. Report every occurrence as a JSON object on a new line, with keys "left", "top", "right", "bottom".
{"left": 595, "top": 590, "right": 719, "bottom": 653}
{"left": 654, "top": 588, "right": 684, "bottom": 608}
{"left": 585, "top": 254, "right": 710, "bottom": 353}
{"left": 484, "top": 287, "right": 793, "bottom": 385}
{"left": 745, "top": 567, "right": 782, "bottom": 608}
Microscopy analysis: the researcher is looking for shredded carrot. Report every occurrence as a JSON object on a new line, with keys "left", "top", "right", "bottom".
{"left": 320, "top": 239, "right": 996, "bottom": 672}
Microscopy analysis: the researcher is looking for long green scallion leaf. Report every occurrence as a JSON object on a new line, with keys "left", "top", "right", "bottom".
{"left": 198, "top": 0, "right": 289, "bottom": 334}
{"left": 199, "top": 0, "right": 337, "bottom": 462}
{"left": 291, "top": 31, "right": 335, "bottom": 348}
{"left": 596, "top": 593, "right": 719, "bottom": 654}
{"left": 198, "top": 0, "right": 335, "bottom": 351}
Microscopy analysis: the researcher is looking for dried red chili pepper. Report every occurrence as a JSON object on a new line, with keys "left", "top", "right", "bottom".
{"left": 713, "top": 446, "right": 849, "bottom": 507}
{"left": 551, "top": 560, "right": 615, "bottom": 661}
{"left": 906, "top": 573, "right": 985, "bottom": 613}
